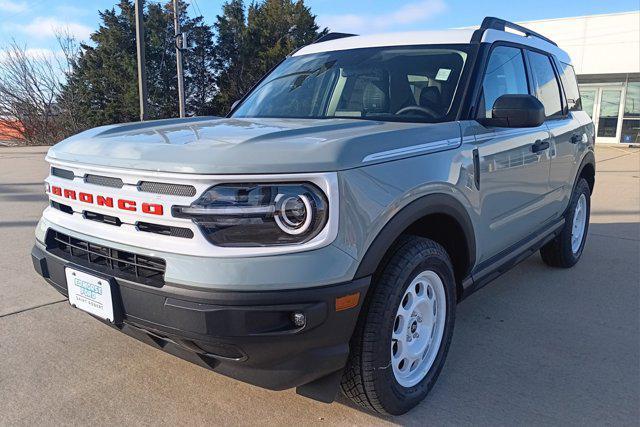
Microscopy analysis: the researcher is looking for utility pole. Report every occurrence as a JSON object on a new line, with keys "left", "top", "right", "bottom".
{"left": 134, "top": 0, "right": 148, "bottom": 121}
{"left": 173, "top": 0, "right": 186, "bottom": 118}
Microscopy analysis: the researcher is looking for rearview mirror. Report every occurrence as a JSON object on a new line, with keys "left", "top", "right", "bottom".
{"left": 481, "top": 94, "right": 545, "bottom": 128}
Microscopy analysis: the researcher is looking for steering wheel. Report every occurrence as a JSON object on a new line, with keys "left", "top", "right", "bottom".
{"left": 396, "top": 105, "right": 439, "bottom": 118}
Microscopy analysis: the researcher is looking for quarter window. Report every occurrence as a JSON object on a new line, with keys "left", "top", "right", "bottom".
{"left": 528, "top": 51, "right": 563, "bottom": 118}
{"left": 480, "top": 46, "right": 529, "bottom": 118}
{"left": 558, "top": 62, "right": 582, "bottom": 111}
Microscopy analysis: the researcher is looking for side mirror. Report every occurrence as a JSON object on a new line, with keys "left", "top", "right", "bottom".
{"left": 481, "top": 94, "right": 545, "bottom": 128}
{"left": 230, "top": 100, "right": 241, "bottom": 112}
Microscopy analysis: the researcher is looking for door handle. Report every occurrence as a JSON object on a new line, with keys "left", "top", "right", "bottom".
{"left": 531, "top": 139, "right": 550, "bottom": 153}
{"left": 570, "top": 133, "right": 582, "bottom": 144}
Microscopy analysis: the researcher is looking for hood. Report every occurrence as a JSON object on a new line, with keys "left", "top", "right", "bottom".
{"left": 47, "top": 116, "right": 461, "bottom": 174}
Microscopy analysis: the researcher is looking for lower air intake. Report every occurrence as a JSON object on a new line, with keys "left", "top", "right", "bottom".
{"left": 46, "top": 230, "right": 166, "bottom": 287}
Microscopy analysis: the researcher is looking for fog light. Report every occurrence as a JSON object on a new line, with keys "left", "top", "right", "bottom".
{"left": 291, "top": 312, "right": 306, "bottom": 328}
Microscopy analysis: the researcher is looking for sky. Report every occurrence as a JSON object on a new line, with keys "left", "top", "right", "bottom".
{"left": 0, "top": 0, "right": 638, "bottom": 57}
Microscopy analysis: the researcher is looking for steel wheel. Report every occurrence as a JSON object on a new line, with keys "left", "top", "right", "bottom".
{"left": 571, "top": 193, "right": 587, "bottom": 254}
{"left": 391, "top": 270, "right": 446, "bottom": 387}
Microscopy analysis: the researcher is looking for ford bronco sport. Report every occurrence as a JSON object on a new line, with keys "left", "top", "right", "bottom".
{"left": 32, "top": 17, "right": 595, "bottom": 415}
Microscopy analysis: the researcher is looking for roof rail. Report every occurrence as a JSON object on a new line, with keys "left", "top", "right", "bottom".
{"left": 313, "top": 32, "right": 358, "bottom": 44}
{"left": 472, "top": 16, "right": 558, "bottom": 46}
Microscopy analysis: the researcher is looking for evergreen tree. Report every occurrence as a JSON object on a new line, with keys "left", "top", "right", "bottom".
{"left": 59, "top": 0, "right": 139, "bottom": 131}
{"left": 59, "top": 0, "right": 216, "bottom": 129}
{"left": 58, "top": 0, "right": 325, "bottom": 129}
{"left": 212, "top": 0, "right": 325, "bottom": 114}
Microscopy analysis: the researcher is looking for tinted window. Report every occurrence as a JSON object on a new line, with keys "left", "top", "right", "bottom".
{"left": 558, "top": 62, "right": 581, "bottom": 111}
{"left": 529, "top": 51, "right": 562, "bottom": 118}
{"left": 233, "top": 46, "right": 469, "bottom": 123}
{"left": 480, "top": 46, "right": 529, "bottom": 118}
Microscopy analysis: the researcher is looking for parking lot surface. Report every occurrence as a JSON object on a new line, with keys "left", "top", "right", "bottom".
{"left": 0, "top": 145, "right": 638, "bottom": 426}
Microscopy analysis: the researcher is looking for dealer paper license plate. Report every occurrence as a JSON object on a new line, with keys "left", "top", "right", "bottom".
{"left": 65, "top": 268, "right": 114, "bottom": 322}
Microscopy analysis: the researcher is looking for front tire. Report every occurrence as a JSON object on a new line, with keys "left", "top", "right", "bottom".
{"left": 341, "top": 236, "right": 456, "bottom": 415}
{"left": 541, "top": 178, "right": 591, "bottom": 268}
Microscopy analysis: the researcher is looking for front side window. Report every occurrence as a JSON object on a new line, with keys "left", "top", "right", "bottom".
{"left": 232, "top": 46, "right": 469, "bottom": 123}
{"left": 480, "top": 46, "right": 529, "bottom": 118}
{"left": 528, "top": 51, "right": 563, "bottom": 118}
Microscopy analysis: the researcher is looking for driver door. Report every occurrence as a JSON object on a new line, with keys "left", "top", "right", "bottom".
{"left": 473, "top": 45, "right": 552, "bottom": 261}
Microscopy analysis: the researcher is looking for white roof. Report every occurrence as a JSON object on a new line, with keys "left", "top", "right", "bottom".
{"left": 293, "top": 30, "right": 476, "bottom": 56}
{"left": 293, "top": 27, "right": 572, "bottom": 64}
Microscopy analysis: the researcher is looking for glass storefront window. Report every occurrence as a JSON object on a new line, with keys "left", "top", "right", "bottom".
{"left": 622, "top": 82, "right": 640, "bottom": 143}
{"left": 624, "top": 82, "right": 640, "bottom": 117}
{"left": 581, "top": 89, "right": 596, "bottom": 118}
{"left": 621, "top": 120, "right": 640, "bottom": 144}
{"left": 597, "top": 89, "right": 621, "bottom": 138}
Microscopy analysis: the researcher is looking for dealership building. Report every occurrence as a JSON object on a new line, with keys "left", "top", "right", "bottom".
{"left": 519, "top": 11, "right": 640, "bottom": 145}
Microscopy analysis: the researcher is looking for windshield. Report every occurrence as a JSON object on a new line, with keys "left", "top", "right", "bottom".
{"left": 232, "top": 45, "right": 470, "bottom": 123}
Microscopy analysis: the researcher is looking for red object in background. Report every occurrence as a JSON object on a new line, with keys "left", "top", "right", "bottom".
{"left": 0, "top": 120, "right": 25, "bottom": 141}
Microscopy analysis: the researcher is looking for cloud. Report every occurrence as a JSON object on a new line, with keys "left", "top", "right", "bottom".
{"left": 0, "top": 0, "right": 28, "bottom": 13}
{"left": 319, "top": 0, "right": 447, "bottom": 34}
{"left": 7, "top": 17, "right": 92, "bottom": 42}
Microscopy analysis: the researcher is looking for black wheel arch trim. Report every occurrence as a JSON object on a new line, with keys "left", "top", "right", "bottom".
{"left": 565, "top": 150, "right": 595, "bottom": 217}
{"left": 353, "top": 193, "right": 477, "bottom": 280}
{"left": 576, "top": 149, "right": 596, "bottom": 189}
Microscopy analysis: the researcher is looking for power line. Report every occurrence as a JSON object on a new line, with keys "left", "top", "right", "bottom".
{"left": 191, "top": 0, "right": 204, "bottom": 18}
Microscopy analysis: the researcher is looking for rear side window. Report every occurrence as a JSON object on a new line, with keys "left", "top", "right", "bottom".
{"left": 528, "top": 51, "right": 563, "bottom": 118}
{"left": 480, "top": 46, "right": 529, "bottom": 118}
{"left": 558, "top": 62, "right": 582, "bottom": 111}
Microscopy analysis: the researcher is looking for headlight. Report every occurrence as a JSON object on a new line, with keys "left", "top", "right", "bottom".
{"left": 173, "top": 183, "right": 328, "bottom": 247}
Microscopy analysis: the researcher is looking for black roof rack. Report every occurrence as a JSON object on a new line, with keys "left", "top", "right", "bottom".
{"left": 313, "top": 32, "right": 358, "bottom": 44}
{"left": 472, "top": 17, "right": 558, "bottom": 46}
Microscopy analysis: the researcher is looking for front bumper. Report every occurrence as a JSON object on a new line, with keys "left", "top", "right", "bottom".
{"left": 31, "top": 243, "right": 370, "bottom": 398}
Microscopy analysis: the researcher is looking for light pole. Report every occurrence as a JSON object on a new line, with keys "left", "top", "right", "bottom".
{"left": 173, "top": 0, "right": 186, "bottom": 118}
{"left": 134, "top": 0, "right": 148, "bottom": 121}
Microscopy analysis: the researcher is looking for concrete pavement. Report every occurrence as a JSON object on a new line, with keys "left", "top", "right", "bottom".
{"left": 0, "top": 145, "right": 638, "bottom": 425}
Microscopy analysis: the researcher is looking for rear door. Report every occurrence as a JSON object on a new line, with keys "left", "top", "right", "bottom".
{"left": 473, "top": 45, "right": 553, "bottom": 260}
{"left": 527, "top": 51, "right": 584, "bottom": 216}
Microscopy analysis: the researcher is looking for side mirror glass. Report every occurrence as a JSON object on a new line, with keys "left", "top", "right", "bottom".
{"left": 480, "top": 94, "right": 545, "bottom": 128}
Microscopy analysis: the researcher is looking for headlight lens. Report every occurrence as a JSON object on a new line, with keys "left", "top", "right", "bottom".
{"left": 173, "top": 183, "right": 328, "bottom": 247}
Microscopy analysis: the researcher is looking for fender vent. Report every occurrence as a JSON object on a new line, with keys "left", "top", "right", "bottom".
{"left": 138, "top": 181, "right": 196, "bottom": 197}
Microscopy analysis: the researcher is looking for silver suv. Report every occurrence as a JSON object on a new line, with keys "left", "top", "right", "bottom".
{"left": 32, "top": 17, "right": 595, "bottom": 415}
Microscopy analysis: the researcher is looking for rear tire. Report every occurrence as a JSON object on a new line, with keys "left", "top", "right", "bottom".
{"left": 340, "top": 236, "right": 456, "bottom": 415}
{"left": 541, "top": 178, "right": 591, "bottom": 268}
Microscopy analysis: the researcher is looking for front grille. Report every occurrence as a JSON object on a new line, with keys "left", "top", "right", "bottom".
{"left": 138, "top": 181, "right": 196, "bottom": 197}
{"left": 84, "top": 174, "right": 124, "bottom": 188}
{"left": 136, "top": 222, "right": 194, "bottom": 239}
{"left": 46, "top": 230, "right": 166, "bottom": 287}
{"left": 50, "top": 201, "right": 73, "bottom": 214}
{"left": 51, "top": 167, "right": 74, "bottom": 180}
{"left": 83, "top": 210, "right": 122, "bottom": 227}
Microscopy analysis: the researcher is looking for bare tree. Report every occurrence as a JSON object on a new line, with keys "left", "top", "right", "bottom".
{"left": 0, "top": 40, "right": 71, "bottom": 145}
{"left": 54, "top": 30, "right": 83, "bottom": 136}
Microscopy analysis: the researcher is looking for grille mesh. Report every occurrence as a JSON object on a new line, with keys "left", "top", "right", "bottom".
{"left": 85, "top": 174, "right": 124, "bottom": 188}
{"left": 51, "top": 167, "right": 75, "bottom": 180}
{"left": 138, "top": 181, "right": 196, "bottom": 197}
{"left": 137, "top": 222, "right": 194, "bottom": 239}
